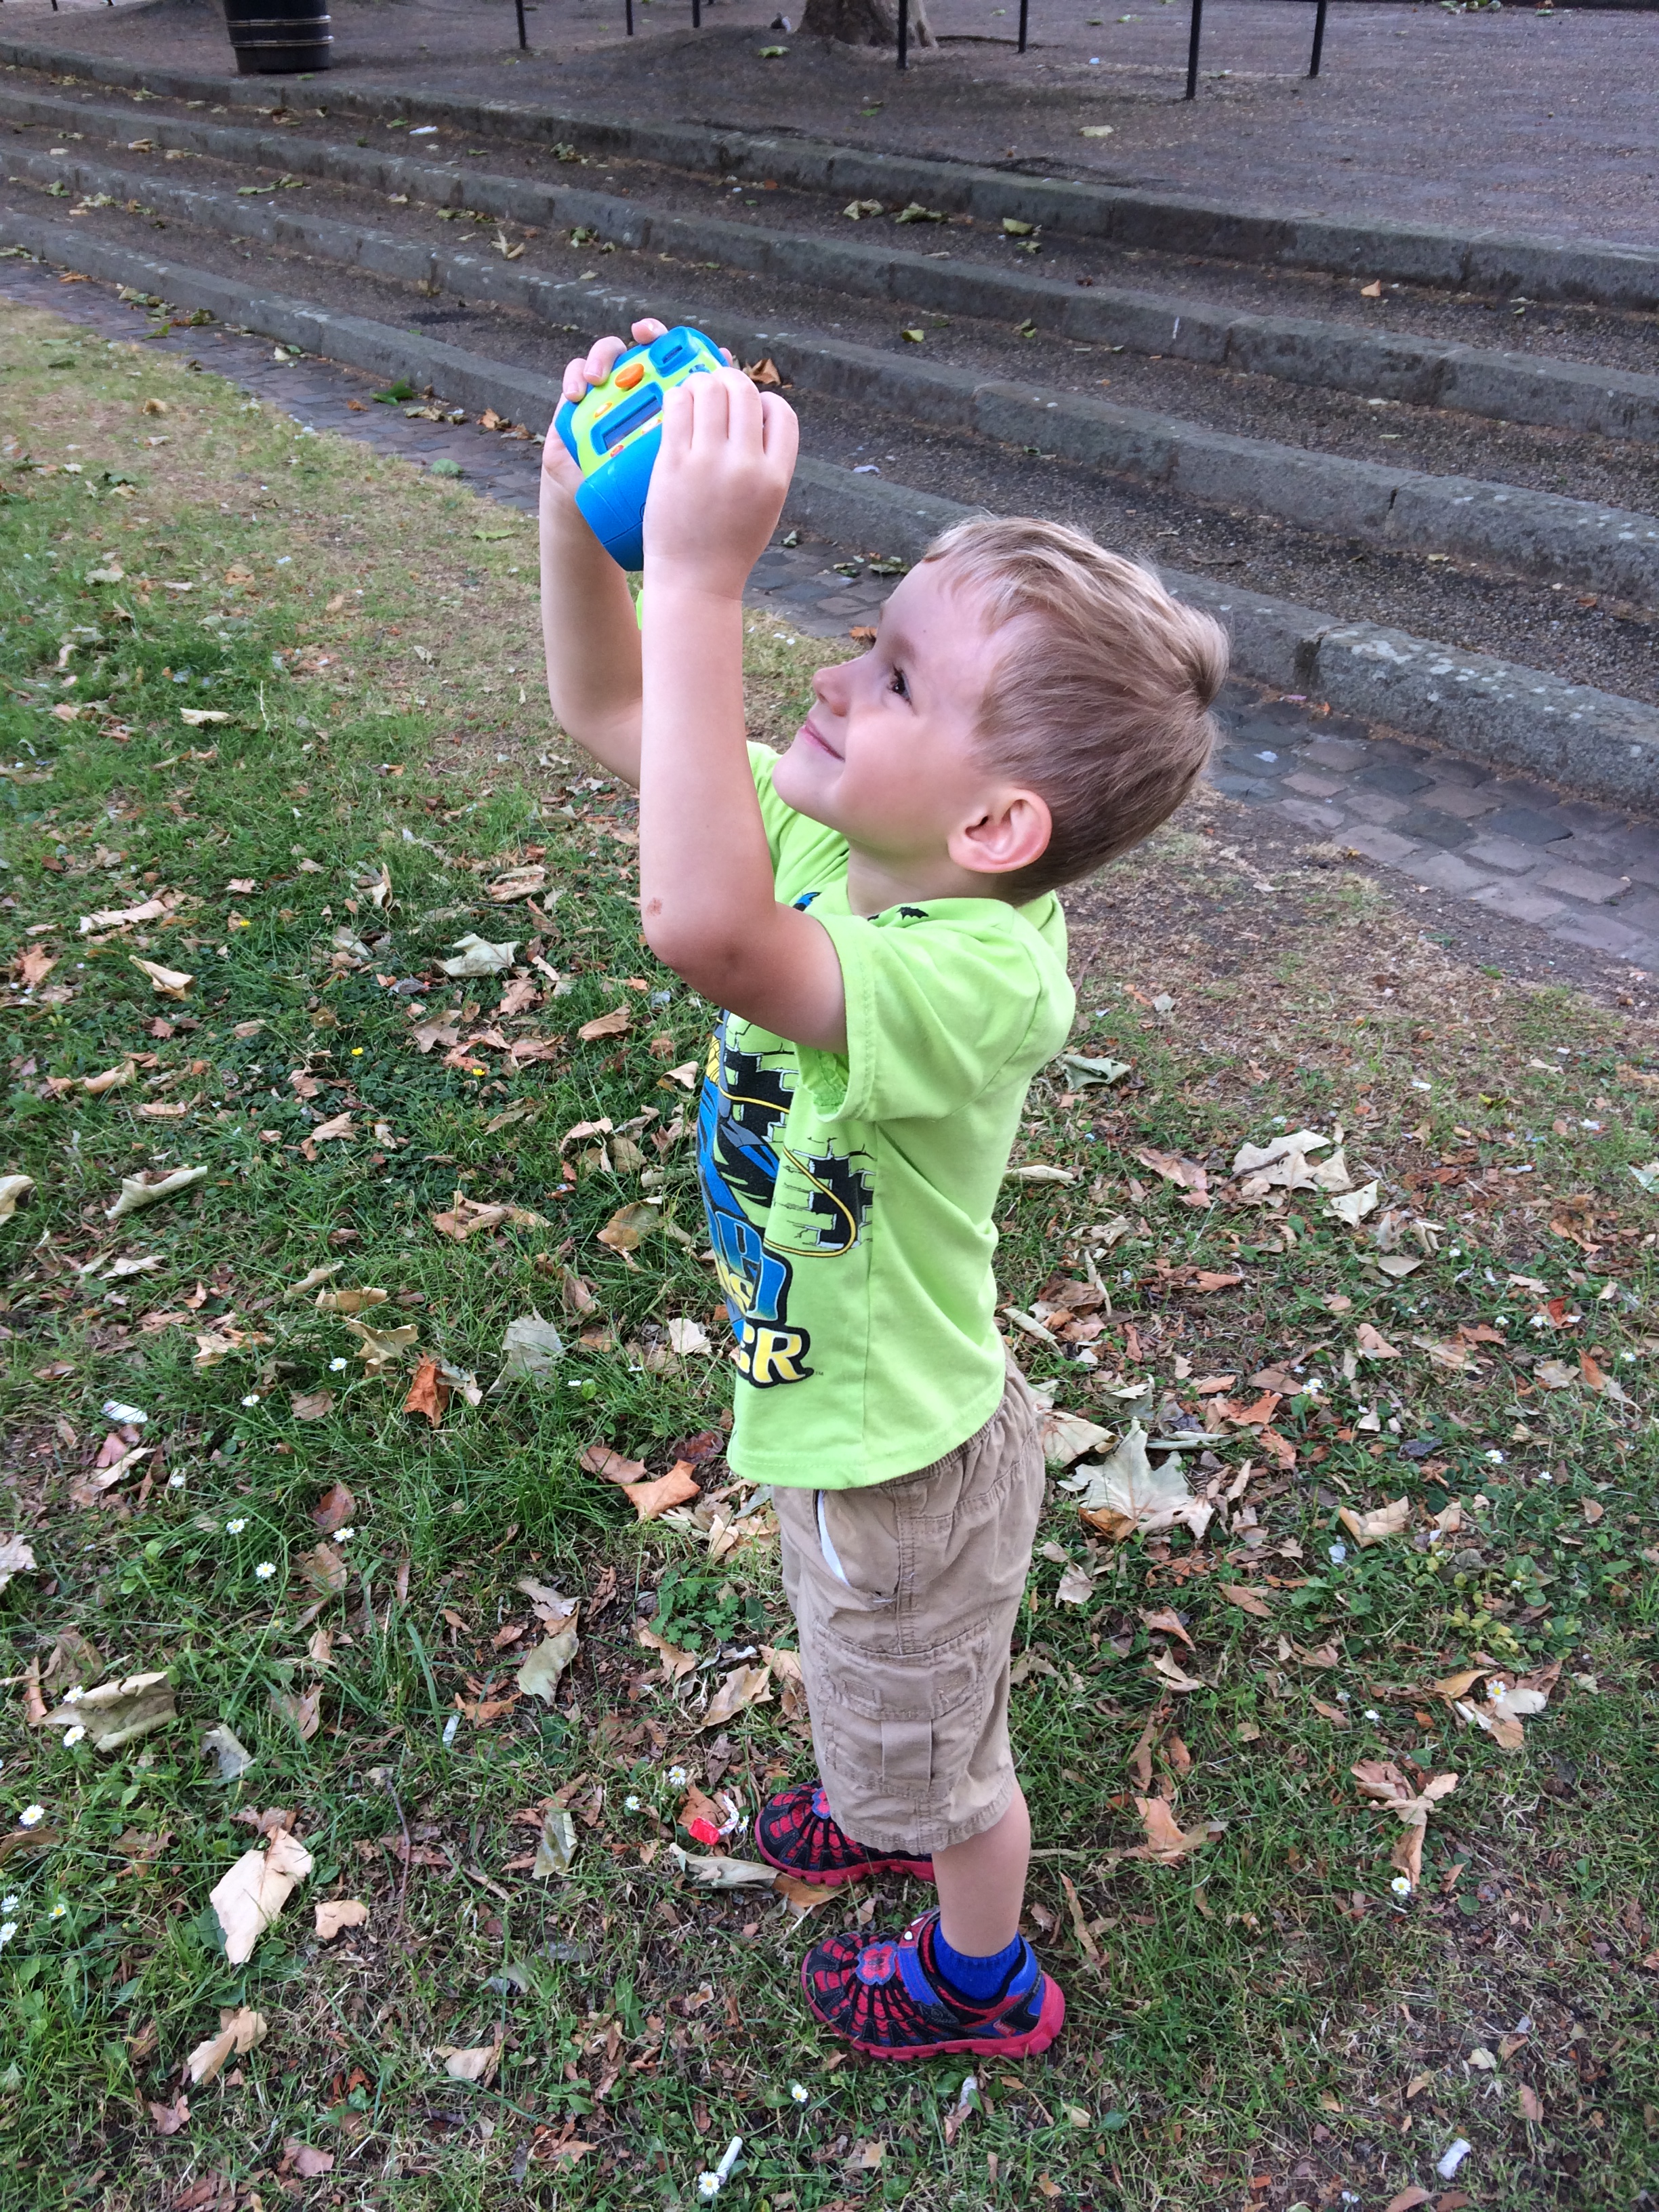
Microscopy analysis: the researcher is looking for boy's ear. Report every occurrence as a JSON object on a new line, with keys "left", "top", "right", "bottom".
{"left": 948, "top": 787, "right": 1052, "bottom": 881}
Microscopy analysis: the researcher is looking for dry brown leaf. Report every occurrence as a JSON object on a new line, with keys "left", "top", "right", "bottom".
{"left": 1219, "top": 1583, "right": 1271, "bottom": 1618}
{"left": 288, "top": 2144, "right": 335, "bottom": 2179}
{"left": 1140, "top": 1606, "right": 1193, "bottom": 1649}
{"left": 210, "top": 1828, "right": 314, "bottom": 1965}
{"left": 403, "top": 1357, "right": 449, "bottom": 1427}
{"left": 577, "top": 1004, "right": 631, "bottom": 1042}
{"left": 289, "top": 1388, "right": 334, "bottom": 1422}
{"left": 1149, "top": 1650, "right": 1206, "bottom": 1693}
{"left": 311, "top": 1481, "right": 356, "bottom": 1533}
{"left": 1337, "top": 1497, "right": 1411, "bottom": 1547}
{"left": 636, "top": 1620, "right": 698, "bottom": 1681}
{"left": 314, "top": 1286, "right": 387, "bottom": 1315}
{"left": 148, "top": 2093, "right": 190, "bottom": 2136}
{"left": 596, "top": 1200, "right": 662, "bottom": 1252}
{"left": 580, "top": 1441, "right": 649, "bottom": 1486}
{"left": 342, "top": 1317, "right": 419, "bottom": 1375}
{"left": 314, "top": 1898, "right": 369, "bottom": 1940}
{"left": 437, "top": 2040, "right": 502, "bottom": 2085}
{"left": 129, "top": 956, "right": 193, "bottom": 998}
{"left": 1351, "top": 1759, "right": 1457, "bottom": 1890}
{"left": 41, "top": 1670, "right": 176, "bottom": 1753}
{"left": 1355, "top": 1323, "right": 1400, "bottom": 1359}
{"left": 619, "top": 1462, "right": 702, "bottom": 1522}
{"left": 1134, "top": 1796, "right": 1216, "bottom": 1863}
{"left": 701, "top": 1663, "right": 774, "bottom": 1729}
{"left": 270, "top": 1685, "right": 321, "bottom": 1742}
{"left": 310, "top": 1111, "right": 354, "bottom": 1143}
{"left": 185, "top": 2006, "right": 268, "bottom": 2085}
{"left": 298, "top": 1541, "right": 348, "bottom": 1597}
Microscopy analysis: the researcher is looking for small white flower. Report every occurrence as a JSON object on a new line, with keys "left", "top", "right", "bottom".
{"left": 63, "top": 1685, "right": 83, "bottom": 1704}
{"left": 697, "top": 2177, "right": 721, "bottom": 2203}
{"left": 18, "top": 1807, "right": 45, "bottom": 1829}
{"left": 1485, "top": 1450, "right": 1504, "bottom": 1464}
{"left": 329, "top": 1357, "right": 348, "bottom": 1372}
{"left": 1336, "top": 1689, "right": 1351, "bottom": 1703}
{"left": 62, "top": 1725, "right": 86, "bottom": 1748}
{"left": 47, "top": 1900, "right": 67, "bottom": 1921}
{"left": 624, "top": 1794, "right": 642, "bottom": 1812}
{"left": 255, "top": 1561, "right": 276, "bottom": 1580}
{"left": 667, "top": 1765, "right": 691, "bottom": 1788}
{"left": 0, "top": 1896, "right": 18, "bottom": 1912}
{"left": 241, "top": 1393, "right": 262, "bottom": 1408}
{"left": 226, "top": 1517, "right": 247, "bottom": 1534}
{"left": 0, "top": 1923, "right": 16, "bottom": 1949}
{"left": 168, "top": 1473, "right": 186, "bottom": 1489}
{"left": 1390, "top": 1875, "right": 1413, "bottom": 1898}
{"left": 336, "top": 1525, "right": 354, "bottom": 1541}
{"left": 1364, "top": 1708, "right": 1380, "bottom": 1723}
{"left": 790, "top": 2082, "right": 809, "bottom": 2104}
{"left": 1494, "top": 1315, "right": 1508, "bottom": 1326}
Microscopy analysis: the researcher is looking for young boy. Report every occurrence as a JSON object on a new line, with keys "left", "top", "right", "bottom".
{"left": 541, "top": 320, "right": 1226, "bottom": 2062}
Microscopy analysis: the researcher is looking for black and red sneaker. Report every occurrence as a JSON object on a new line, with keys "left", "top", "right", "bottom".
{"left": 754, "top": 1783, "right": 935, "bottom": 1887}
{"left": 801, "top": 1909, "right": 1064, "bottom": 2061}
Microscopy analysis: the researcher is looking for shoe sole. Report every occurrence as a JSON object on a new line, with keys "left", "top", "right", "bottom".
{"left": 804, "top": 1967, "right": 1067, "bottom": 2061}
{"left": 754, "top": 1837, "right": 936, "bottom": 1887}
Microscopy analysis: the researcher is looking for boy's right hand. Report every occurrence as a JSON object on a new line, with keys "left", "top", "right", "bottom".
{"left": 540, "top": 320, "right": 670, "bottom": 505}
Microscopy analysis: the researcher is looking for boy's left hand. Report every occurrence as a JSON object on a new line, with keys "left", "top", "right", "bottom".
{"left": 642, "top": 367, "right": 799, "bottom": 599}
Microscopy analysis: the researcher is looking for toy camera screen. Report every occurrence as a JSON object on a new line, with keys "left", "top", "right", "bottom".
{"left": 597, "top": 384, "right": 664, "bottom": 453}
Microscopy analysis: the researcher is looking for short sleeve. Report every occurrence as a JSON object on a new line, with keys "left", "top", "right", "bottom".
{"left": 796, "top": 901, "right": 1074, "bottom": 1124}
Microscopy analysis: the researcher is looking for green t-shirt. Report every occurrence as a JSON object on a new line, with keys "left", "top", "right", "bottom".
{"left": 695, "top": 745, "right": 1074, "bottom": 1491}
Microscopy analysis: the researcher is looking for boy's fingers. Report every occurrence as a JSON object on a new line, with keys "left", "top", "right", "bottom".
{"left": 562, "top": 332, "right": 632, "bottom": 401}
{"left": 758, "top": 391, "right": 800, "bottom": 471}
{"left": 630, "top": 318, "right": 669, "bottom": 344}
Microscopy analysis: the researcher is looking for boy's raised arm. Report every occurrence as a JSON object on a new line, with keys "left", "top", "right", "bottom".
{"left": 537, "top": 323, "right": 670, "bottom": 788}
{"left": 636, "top": 370, "right": 848, "bottom": 1057}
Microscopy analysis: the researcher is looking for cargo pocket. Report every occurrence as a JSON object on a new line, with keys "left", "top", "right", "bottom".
{"left": 878, "top": 1714, "right": 935, "bottom": 1791}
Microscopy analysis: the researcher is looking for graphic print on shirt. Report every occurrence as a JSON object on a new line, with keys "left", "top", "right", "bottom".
{"left": 697, "top": 1016, "right": 873, "bottom": 1389}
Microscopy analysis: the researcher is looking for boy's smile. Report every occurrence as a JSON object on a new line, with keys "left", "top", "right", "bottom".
{"left": 772, "top": 560, "right": 1052, "bottom": 916}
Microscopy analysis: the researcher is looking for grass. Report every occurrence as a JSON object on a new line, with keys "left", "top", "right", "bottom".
{"left": 1, "top": 301, "right": 1657, "bottom": 2212}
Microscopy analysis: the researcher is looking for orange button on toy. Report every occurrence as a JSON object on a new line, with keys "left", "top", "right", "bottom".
{"left": 613, "top": 361, "right": 646, "bottom": 391}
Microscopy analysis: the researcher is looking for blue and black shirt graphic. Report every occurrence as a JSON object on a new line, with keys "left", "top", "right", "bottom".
{"left": 695, "top": 1012, "right": 874, "bottom": 1391}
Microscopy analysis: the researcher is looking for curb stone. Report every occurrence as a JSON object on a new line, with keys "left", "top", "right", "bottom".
{"left": 7, "top": 81, "right": 1659, "bottom": 448}
{"left": 9, "top": 157, "right": 1659, "bottom": 613}
{"left": 5, "top": 37, "right": 1659, "bottom": 310}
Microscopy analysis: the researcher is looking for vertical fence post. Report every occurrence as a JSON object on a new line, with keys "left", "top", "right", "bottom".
{"left": 514, "top": 0, "right": 528, "bottom": 48}
{"left": 1185, "top": 0, "right": 1203, "bottom": 98}
{"left": 626, "top": 0, "right": 634, "bottom": 30}
{"left": 693, "top": 0, "right": 701, "bottom": 27}
{"left": 1017, "top": 0, "right": 1029, "bottom": 54}
{"left": 898, "top": 0, "right": 909, "bottom": 68}
{"left": 1309, "top": 0, "right": 1328, "bottom": 76}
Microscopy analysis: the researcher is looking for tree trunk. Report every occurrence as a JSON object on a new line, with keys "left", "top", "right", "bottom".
{"left": 800, "top": 0, "right": 935, "bottom": 48}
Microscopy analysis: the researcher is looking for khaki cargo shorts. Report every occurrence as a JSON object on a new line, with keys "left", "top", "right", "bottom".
{"left": 774, "top": 1369, "right": 1044, "bottom": 1858}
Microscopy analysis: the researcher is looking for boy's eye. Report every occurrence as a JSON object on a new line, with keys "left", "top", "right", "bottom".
{"left": 888, "top": 666, "right": 909, "bottom": 699}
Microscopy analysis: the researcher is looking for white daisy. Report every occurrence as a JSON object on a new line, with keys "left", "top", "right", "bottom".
{"left": 255, "top": 1561, "right": 276, "bottom": 1580}
{"left": 18, "top": 1807, "right": 45, "bottom": 1829}
{"left": 226, "top": 1517, "right": 247, "bottom": 1535}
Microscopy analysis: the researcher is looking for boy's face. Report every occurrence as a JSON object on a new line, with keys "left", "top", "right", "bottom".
{"left": 772, "top": 560, "right": 1033, "bottom": 887}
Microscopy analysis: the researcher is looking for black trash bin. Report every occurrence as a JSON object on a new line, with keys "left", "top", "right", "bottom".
{"left": 222, "top": 0, "right": 333, "bottom": 74}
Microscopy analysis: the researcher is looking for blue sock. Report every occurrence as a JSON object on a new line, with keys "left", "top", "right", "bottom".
{"left": 932, "top": 1925, "right": 1027, "bottom": 2003}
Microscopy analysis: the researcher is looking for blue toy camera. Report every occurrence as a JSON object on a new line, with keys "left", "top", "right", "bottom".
{"left": 553, "top": 325, "right": 726, "bottom": 571}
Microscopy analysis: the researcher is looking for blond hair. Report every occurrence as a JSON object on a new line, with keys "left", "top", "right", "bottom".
{"left": 921, "top": 516, "right": 1227, "bottom": 900}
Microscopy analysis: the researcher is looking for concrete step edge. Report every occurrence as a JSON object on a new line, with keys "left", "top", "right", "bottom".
{"left": 5, "top": 78, "right": 1658, "bottom": 449}
{"left": 12, "top": 151, "right": 1659, "bottom": 612}
{"left": 3, "top": 35, "right": 1658, "bottom": 311}
{"left": 4, "top": 207, "right": 1655, "bottom": 813}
